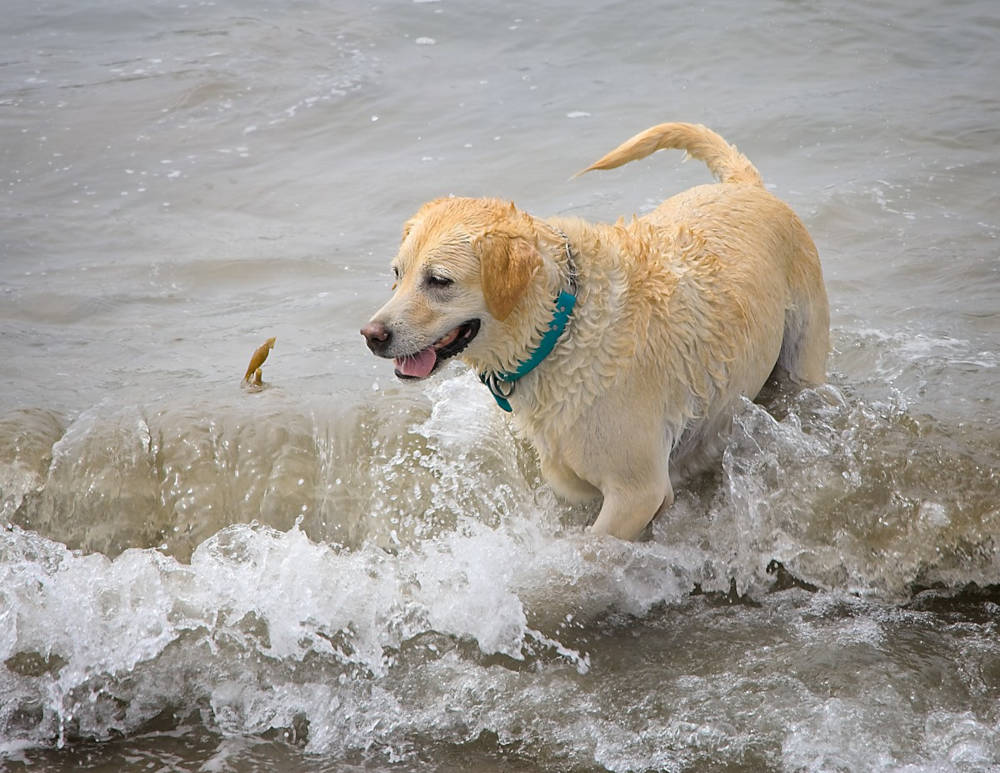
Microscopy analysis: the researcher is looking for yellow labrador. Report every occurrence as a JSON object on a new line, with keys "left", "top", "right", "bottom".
{"left": 362, "top": 122, "right": 829, "bottom": 540}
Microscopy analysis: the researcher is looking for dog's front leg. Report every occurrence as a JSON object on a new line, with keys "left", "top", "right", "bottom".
{"left": 541, "top": 455, "right": 601, "bottom": 504}
{"left": 588, "top": 473, "right": 674, "bottom": 541}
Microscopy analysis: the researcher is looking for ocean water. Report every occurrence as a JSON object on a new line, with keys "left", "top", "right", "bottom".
{"left": 2, "top": 0, "right": 999, "bottom": 770}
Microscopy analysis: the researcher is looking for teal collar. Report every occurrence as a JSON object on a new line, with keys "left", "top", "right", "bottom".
{"left": 479, "top": 235, "right": 578, "bottom": 412}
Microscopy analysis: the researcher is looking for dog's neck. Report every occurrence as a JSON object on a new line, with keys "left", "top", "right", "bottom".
{"left": 479, "top": 231, "right": 578, "bottom": 411}
{"left": 466, "top": 226, "right": 579, "bottom": 409}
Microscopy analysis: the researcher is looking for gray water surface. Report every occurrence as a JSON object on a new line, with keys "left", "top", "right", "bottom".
{"left": 2, "top": 0, "right": 999, "bottom": 770}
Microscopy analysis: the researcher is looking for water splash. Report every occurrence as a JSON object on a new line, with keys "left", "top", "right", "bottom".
{"left": 3, "top": 334, "right": 1000, "bottom": 765}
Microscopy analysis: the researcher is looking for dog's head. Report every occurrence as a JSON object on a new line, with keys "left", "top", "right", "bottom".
{"left": 361, "top": 197, "right": 553, "bottom": 379}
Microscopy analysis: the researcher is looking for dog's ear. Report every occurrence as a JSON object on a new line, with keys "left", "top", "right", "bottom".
{"left": 474, "top": 229, "right": 542, "bottom": 321}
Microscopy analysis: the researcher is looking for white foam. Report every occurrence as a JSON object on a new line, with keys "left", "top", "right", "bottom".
{"left": 1, "top": 476, "right": 706, "bottom": 750}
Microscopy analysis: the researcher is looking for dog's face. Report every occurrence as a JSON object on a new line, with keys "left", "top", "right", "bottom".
{"left": 361, "top": 198, "right": 543, "bottom": 379}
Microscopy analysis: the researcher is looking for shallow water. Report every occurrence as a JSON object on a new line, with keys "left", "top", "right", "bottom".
{"left": 2, "top": 0, "right": 999, "bottom": 770}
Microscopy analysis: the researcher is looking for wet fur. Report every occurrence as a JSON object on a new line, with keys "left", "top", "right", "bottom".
{"left": 365, "top": 122, "right": 829, "bottom": 540}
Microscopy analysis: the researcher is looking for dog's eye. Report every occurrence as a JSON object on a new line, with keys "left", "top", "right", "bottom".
{"left": 425, "top": 274, "right": 453, "bottom": 289}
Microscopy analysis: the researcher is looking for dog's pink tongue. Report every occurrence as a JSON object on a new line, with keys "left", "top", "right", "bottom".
{"left": 395, "top": 346, "right": 437, "bottom": 378}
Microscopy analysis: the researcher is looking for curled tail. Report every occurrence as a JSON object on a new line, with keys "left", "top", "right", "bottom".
{"left": 577, "top": 122, "right": 763, "bottom": 187}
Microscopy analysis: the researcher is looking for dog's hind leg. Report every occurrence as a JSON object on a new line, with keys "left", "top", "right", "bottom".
{"left": 777, "top": 289, "right": 830, "bottom": 386}
{"left": 775, "top": 233, "right": 830, "bottom": 386}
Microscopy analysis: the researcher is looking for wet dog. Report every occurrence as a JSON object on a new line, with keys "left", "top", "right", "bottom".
{"left": 362, "top": 122, "right": 829, "bottom": 540}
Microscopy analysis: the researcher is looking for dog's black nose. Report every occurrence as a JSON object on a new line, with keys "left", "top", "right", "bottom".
{"left": 361, "top": 320, "right": 392, "bottom": 354}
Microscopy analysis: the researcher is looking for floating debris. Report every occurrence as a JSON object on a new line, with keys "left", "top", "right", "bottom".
{"left": 242, "top": 336, "right": 275, "bottom": 391}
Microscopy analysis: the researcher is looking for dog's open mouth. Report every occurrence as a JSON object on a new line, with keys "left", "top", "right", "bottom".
{"left": 394, "top": 319, "right": 480, "bottom": 380}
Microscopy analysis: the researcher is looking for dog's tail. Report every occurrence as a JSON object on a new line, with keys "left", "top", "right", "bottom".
{"left": 576, "top": 122, "right": 763, "bottom": 187}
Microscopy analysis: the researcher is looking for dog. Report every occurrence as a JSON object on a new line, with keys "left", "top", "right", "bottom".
{"left": 362, "top": 122, "right": 829, "bottom": 540}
